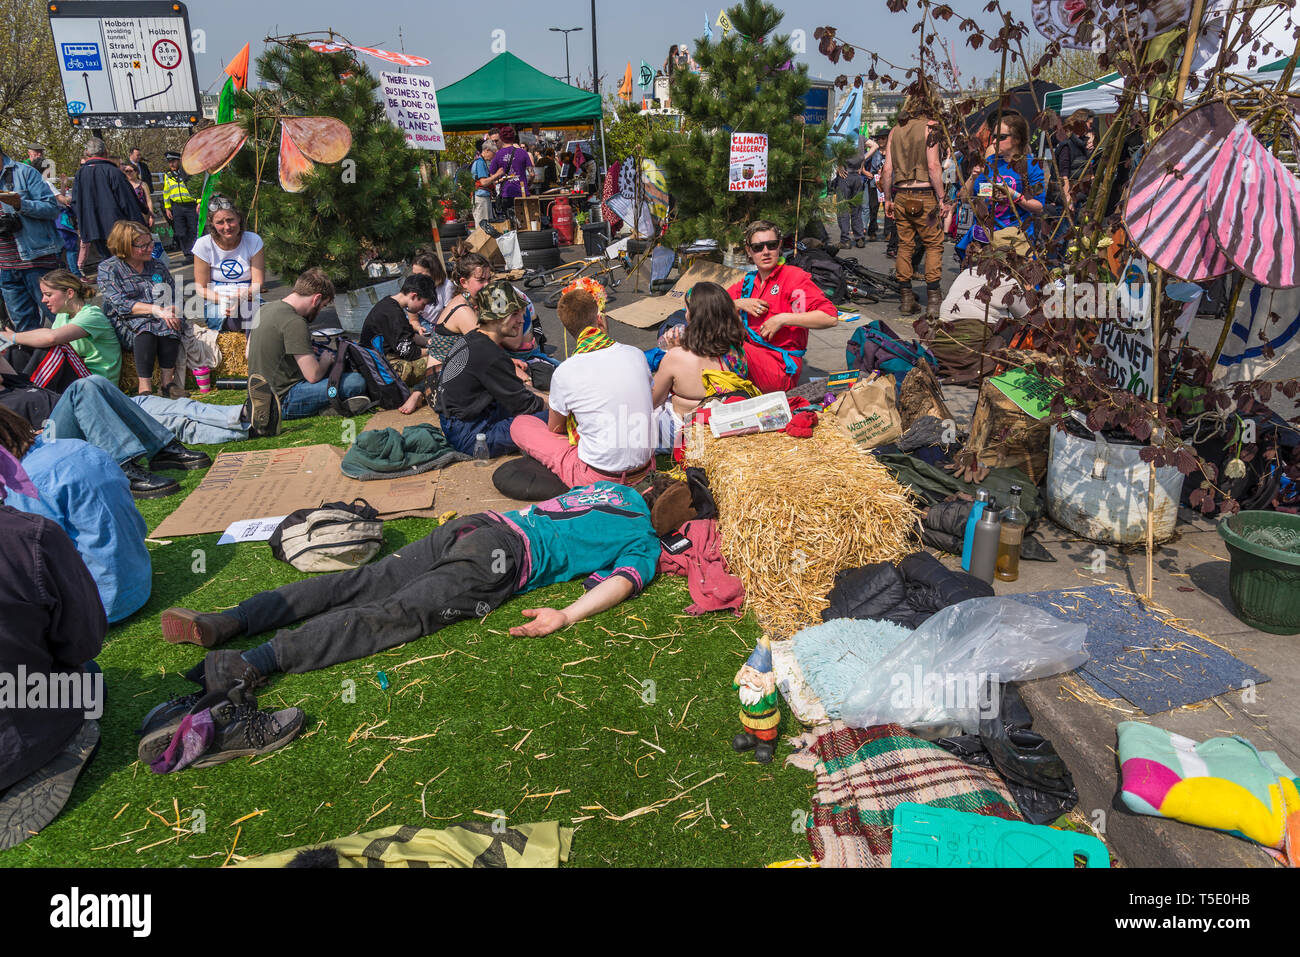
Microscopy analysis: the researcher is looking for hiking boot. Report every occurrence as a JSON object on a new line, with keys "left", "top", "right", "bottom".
{"left": 0, "top": 719, "right": 100, "bottom": 850}
{"left": 121, "top": 459, "right": 180, "bottom": 499}
{"left": 183, "top": 648, "right": 267, "bottom": 696}
{"left": 754, "top": 740, "right": 776, "bottom": 764}
{"left": 924, "top": 294, "right": 941, "bottom": 320}
{"left": 899, "top": 286, "right": 919, "bottom": 315}
{"left": 137, "top": 683, "right": 304, "bottom": 771}
{"left": 137, "top": 691, "right": 204, "bottom": 737}
{"left": 242, "top": 373, "right": 282, "bottom": 438}
{"left": 855, "top": 238, "right": 866, "bottom": 249}
{"left": 149, "top": 440, "right": 212, "bottom": 471}
{"left": 161, "top": 607, "right": 244, "bottom": 648}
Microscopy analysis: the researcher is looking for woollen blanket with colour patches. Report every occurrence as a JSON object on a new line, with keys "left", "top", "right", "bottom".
{"left": 1118, "top": 721, "right": 1300, "bottom": 861}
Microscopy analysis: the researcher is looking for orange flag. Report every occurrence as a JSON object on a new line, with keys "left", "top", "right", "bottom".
{"left": 225, "top": 43, "right": 251, "bottom": 91}
{"left": 618, "top": 62, "right": 633, "bottom": 101}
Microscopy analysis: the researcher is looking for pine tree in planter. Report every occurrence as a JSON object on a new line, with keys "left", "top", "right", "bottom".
{"left": 651, "top": 0, "right": 834, "bottom": 250}
{"left": 219, "top": 42, "right": 431, "bottom": 291}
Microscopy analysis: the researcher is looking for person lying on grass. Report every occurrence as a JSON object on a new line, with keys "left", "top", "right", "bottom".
{"left": 0, "top": 372, "right": 213, "bottom": 499}
{"left": 158, "top": 481, "right": 661, "bottom": 702}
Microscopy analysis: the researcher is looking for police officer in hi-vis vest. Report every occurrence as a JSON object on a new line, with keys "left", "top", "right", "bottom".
{"left": 161, "top": 151, "right": 199, "bottom": 264}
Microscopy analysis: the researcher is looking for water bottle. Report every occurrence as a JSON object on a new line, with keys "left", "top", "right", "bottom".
{"left": 473, "top": 433, "right": 490, "bottom": 466}
{"left": 969, "top": 500, "right": 1002, "bottom": 586}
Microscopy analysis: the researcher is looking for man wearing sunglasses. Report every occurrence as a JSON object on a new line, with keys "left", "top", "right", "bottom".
{"left": 726, "top": 221, "right": 838, "bottom": 393}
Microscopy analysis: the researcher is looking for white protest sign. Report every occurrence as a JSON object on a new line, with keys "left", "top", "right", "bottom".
{"left": 216, "top": 516, "right": 288, "bottom": 546}
{"left": 728, "top": 132, "right": 768, "bottom": 192}
{"left": 380, "top": 71, "right": 445, "bottom": 150}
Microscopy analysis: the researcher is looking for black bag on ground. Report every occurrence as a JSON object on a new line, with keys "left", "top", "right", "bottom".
{"left": 329, "top": 340, "right": 410, "bottom": 413}
{"left": 786, "top": 247, "right": 848, "bottom": 304}
{"left": 936, "top": 683, "right": 1078, "bottom": 825}
{"left": 269, "top": 499, "right": 384, "bottom": 573}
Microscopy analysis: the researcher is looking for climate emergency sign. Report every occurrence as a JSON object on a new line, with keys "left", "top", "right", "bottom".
{"left": 380, "top": 71, "right": 445, "bottom": 150}
{"left": 728, "top": 132, "right": 768, "bottom": 192}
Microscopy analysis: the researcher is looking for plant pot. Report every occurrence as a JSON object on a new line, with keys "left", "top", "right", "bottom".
{"left": 330, "top": 276, "right": 405, "bottom": 334}
{"left": 1045, "top": 423, "right": 1185, "bottom": 545}
{"left": 1217, "top": 511, "right": 1300, "bottom": 635}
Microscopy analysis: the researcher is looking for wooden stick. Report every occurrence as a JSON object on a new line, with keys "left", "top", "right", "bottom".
{"left": 1173, "top": 0, "right": 1210, "bottom": 108}
{"left": 1146, "top": 269, "right": 1164, "bottom": 601}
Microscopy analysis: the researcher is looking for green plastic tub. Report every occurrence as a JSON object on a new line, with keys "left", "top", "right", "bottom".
{"left": 1217, "top": 511, "right": 1300, "bottom": 635}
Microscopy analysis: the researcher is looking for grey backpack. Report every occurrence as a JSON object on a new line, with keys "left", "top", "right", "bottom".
{"left": 269, "top": 499, "right": 383, "bottom": 573}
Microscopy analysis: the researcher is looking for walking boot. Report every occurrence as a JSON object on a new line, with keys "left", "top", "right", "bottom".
{"left": 899, "top": 286, "right": 919, "bottom": 316}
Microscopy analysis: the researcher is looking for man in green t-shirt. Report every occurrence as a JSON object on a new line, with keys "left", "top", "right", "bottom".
{"left": 246, "top": 268, "right": 369, "bottom": 421}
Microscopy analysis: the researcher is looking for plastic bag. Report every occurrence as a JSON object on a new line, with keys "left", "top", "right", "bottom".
{"left": 495, "top": 230, "right": 523, "bottom": 270}
{"left": 839, "top": 597, "right": 1089, "bottom": 734}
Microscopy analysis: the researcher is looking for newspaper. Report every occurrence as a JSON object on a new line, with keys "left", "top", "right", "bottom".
{"left": 708, "top": 392, "right": 792, "bottom": 438}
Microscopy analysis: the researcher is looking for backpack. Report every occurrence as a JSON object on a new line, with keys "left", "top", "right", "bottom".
{"left": 329, "top": 339, "right": 410, "bottom": 414}
{"left": 786, "top": 248, "right": 848, "bottom": 304}
{"left": 846, "top": 319, "right": 938, "bottom": 384}
{"left": 269, "top": 499, "right": 384, "bottom": 573}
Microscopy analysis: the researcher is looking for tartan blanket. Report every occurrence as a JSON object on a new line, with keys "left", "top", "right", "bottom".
{"left": 786, "top": 721, "right": 1021, "bottom": 868}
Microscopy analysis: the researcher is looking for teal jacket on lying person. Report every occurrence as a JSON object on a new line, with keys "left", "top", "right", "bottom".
{"left": 496, "top": 482, "right": 661, "bottom": 595}
{"left": 4, "top": 437, "right": 150, "bottom": 623}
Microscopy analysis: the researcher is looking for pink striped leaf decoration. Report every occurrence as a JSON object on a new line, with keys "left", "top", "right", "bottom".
{"left": 1207, "top": 119, "right": 1300, "bottom": 289}
{"left": 1124, "top": 102, "right": 1235, "bottom": 282}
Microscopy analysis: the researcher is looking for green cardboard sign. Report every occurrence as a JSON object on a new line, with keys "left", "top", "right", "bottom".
{"left": 990, "top": 367, "right": 1058, "bottom": 420}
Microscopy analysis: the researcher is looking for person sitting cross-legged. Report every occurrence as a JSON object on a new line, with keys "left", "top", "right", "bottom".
{"left": 509, "top": 287, "right": 655, "bottom": 488}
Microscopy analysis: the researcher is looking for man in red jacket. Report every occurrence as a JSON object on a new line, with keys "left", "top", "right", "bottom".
{"left": 727, "top": 221, "right": 838, "bottom": 393}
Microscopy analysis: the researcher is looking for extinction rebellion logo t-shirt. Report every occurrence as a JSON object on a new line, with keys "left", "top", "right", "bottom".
{"left": 192, "top": 231, "right": 263, "bottom": 290}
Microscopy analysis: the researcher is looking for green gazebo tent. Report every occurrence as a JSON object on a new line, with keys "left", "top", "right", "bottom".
{"left": 437, "top": 52, "right": 603, "bottom": 132}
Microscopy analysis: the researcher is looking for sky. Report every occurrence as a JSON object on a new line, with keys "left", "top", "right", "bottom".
{"left": 183, "top": 0, "right": 1038, "bottom": 96}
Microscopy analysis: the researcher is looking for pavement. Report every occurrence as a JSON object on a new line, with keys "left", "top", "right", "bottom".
{"left": 583, "top": 234, "right": 1295, "bottom": 869}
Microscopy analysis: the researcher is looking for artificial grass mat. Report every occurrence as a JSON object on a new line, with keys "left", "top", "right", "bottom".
{"left": 2, "top": 392, "right": 813, "bottom": 868}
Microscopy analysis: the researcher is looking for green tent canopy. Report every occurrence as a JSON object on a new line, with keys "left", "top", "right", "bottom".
{"left": 437, "top": 52, "right": 603, "bottom": 131}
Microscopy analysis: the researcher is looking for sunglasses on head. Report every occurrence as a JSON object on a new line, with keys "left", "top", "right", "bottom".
{"left": 747, "top": 239, "right": 781, "bottom": 252}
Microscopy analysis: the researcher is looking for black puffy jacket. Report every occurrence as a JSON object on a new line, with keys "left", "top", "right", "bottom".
{"left": 822, "top": 551, "right": 993, "bottom": 629}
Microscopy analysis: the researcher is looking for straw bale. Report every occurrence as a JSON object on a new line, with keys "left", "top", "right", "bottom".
{"left": 686, "top": 418, "right": 921, "bottom": 638}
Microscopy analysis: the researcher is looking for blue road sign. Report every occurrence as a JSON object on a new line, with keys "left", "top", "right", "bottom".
{"left": 61, "top": 43, "right": 102, "bottom": 72}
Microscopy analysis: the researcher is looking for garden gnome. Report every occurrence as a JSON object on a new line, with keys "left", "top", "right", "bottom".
{"left": 733, "top": 636, "right": 780, "bottom": 763}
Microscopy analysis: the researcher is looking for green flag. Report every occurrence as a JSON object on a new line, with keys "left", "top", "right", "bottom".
{"left": 197, "top": 75, "right": 236, "bottom": 235}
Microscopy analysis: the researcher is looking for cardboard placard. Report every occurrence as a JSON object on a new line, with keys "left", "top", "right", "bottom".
{"left": 152, "top": 444, "right": 440, "bottom": 538}
{"left": 606, "top": 260, "right": 747, "bottom": 329}
{"left": 380, "top": 71, "right": 445, "bottom": 150}
{"left": 828, "top": 374, "right": 902, "bottom": 451}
